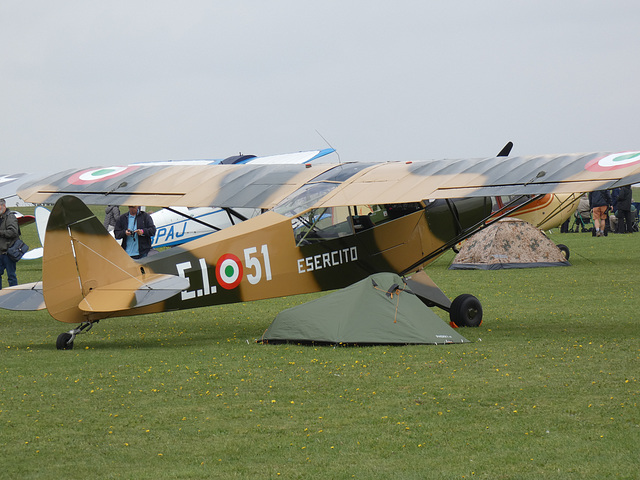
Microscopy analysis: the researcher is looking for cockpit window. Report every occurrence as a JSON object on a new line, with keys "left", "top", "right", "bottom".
{"left": 289, "top": 204, "right": 403, "bottom": 246}
{"left": 292, "top": 206, "right": 352, "bottom": 246}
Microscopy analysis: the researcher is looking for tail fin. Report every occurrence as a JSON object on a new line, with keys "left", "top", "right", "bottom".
{"left": 43, "top": 196, "right": 187, "bottom": 323}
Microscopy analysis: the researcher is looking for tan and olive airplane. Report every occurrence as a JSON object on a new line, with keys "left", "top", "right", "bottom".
{"left": 2, "top": 149, "right": 640, "bottom": 349}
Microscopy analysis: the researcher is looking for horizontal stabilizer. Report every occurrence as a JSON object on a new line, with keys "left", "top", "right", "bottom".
{"left": 0, "top": 282, "right": 46, "bottom": 310}
{"left": 133, "top": 275, "right": 191, "bottom": 308}
{"left": 78, "top": 274, "right": 190, "bottom": 313}
{"left": 22, "top": 247, "right": 43, "bottom": 260}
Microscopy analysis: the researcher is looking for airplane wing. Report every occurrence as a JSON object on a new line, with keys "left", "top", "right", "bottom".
{"left": 18, "top": 163, "right": 338, "bottom": 209}
{"left": 17, "top": 148, "right": 338, "bottom": 208}
{"left": 18, "top": 151, "right": 640, "bottom": 209}
{"left": 0, "top": 173, "right": 43, "bottom": 206}
{"left": 314, "top": 151, "right": 640, "bottom": 207}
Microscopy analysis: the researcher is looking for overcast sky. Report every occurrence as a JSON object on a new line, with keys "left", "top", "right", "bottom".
{"left": 2, "top": 1, "right": 639, "bottom": 174}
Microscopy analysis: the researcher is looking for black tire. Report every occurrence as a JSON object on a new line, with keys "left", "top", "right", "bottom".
{"left": 450, "top": 294, "right": 483, "bottom": 327}
{"left": 557, "top": 244, "right": 570, "bottom": 260}
{"left": 56, "top": 332, "right": 74, "bottom": 350}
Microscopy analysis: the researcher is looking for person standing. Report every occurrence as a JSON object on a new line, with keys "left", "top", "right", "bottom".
{"left": 575, "top": 194, "right": 591, "bottom": 232}
{"left": 589, "top": 189, "right": 612, "bottom": 237}
{"left": 114, "top": 206, "right": 156, "bottom": 259}
{"left": 103, "top": 205, "right": 121, "bottom": 232}
{"left": 0, "top": 198, "right": 19, "bottom": 288}
{"left": 615, "top": 185, "right": 633, "bottom": 233}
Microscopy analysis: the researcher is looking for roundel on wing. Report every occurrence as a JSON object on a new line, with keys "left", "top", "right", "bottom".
{"left": 585, "top": 152, "right": 640, "bottom": 172}
{"left": 68, "top": 166, "right": 138, "bottom": 185}
{"left": 215, "top": 253, "right": 243, "bottom": 290}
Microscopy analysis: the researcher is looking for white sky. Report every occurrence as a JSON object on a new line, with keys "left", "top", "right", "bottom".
{"left": 2, "top": 1, "right": 639, "bottom": 174}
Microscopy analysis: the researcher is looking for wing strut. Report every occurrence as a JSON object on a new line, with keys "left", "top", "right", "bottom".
{"left": 164, "top": 206, "right": 250, "bottom": 232}
{"left": 445, "top": 198, "right": 464, "bottom": 235}
{"left": 224, "top": 207, "right": 249, "bottom": 224}
{"left": 164, "top": 207, "right": 222, "bottom": 232}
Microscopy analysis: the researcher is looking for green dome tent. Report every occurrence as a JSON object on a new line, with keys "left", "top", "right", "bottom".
{"left": 260, "top": 272, "right": 469, "bottom": 345}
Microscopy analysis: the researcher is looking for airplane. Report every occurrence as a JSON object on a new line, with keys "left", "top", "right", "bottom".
{"left": 495, "top": 193, "right": 581, "bottom": 230}
{"left": 2, "top": 149, "right": 640, "bottom": 350}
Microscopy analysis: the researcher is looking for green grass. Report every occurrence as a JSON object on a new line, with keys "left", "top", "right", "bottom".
{"left": 1, "top": 214, "right": 638, "bottom": 479}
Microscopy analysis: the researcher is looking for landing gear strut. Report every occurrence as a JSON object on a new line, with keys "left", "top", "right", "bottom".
{"left": 403, "top": 271, "right": 484, "bottom": 328}
{"left": 56, "top": 321, "right": 97, "bottom": 350}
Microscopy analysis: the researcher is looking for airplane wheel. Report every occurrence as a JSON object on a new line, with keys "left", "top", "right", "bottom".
{"left": 450, "top": 294, "right": 483, "bottom": 327}
{"left": 56, "top": 332, "right": 74, "bottom": 350}
{"left": 557, "top": 244, "right": 570, "bottom": 260}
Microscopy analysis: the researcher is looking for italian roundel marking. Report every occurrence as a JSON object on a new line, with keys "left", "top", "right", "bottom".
{"left": 585, "top": 152, "right": 640, "bottom": 172}
{"left": 215, "top": 253, "right": 243, "bottom": 289}
{"left": 68, "top": 166, "right": 138, "bottom": 185}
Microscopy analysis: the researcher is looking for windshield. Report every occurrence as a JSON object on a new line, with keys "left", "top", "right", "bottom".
{"left": 272, "top": 182, "right": 339, "bottom": 218}
{"left": 272, "top": 163, "right": 375, "bottom": 218}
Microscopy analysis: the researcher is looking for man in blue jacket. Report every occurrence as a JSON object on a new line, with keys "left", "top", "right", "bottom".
{"left": 114, "top": 206, "right": 156, "bottom": 259}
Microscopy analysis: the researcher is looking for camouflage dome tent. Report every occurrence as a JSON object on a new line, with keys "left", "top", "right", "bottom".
{"left": 449, "top": 218, "right": 570, "bottom": 270}
{"left": 260, "top": 272, "right": 469, "bottom": 345}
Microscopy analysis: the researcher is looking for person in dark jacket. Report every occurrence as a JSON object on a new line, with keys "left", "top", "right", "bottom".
{"left": 0, "top": 198, "right": 19, "bottom": 288}
{"left": 114, "top": 206, "right": 156, "bottom": 259}
{"left": 103, "top": 205, "right": 121, "bottom": 232}
{"left": 589, "top": 189, "right": 611, "bottom": 237}
{"left": 610, "top": 188, "right": 620, "bottom": 212}
{"left": 615, "top": 186, "right": 633, "bottom": 233}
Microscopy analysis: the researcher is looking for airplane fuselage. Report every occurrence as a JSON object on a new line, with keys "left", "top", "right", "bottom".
{"left": 137, "top": 197, "right": 492, "bottom": 314}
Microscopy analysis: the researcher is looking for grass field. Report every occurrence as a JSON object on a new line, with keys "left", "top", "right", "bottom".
{"left": 1, "top": 214, "right": 638, "bottom": 479}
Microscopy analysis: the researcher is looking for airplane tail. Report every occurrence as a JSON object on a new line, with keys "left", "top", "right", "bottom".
{"left": 43, "top": 196, "right": 188, "bottom": 323}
